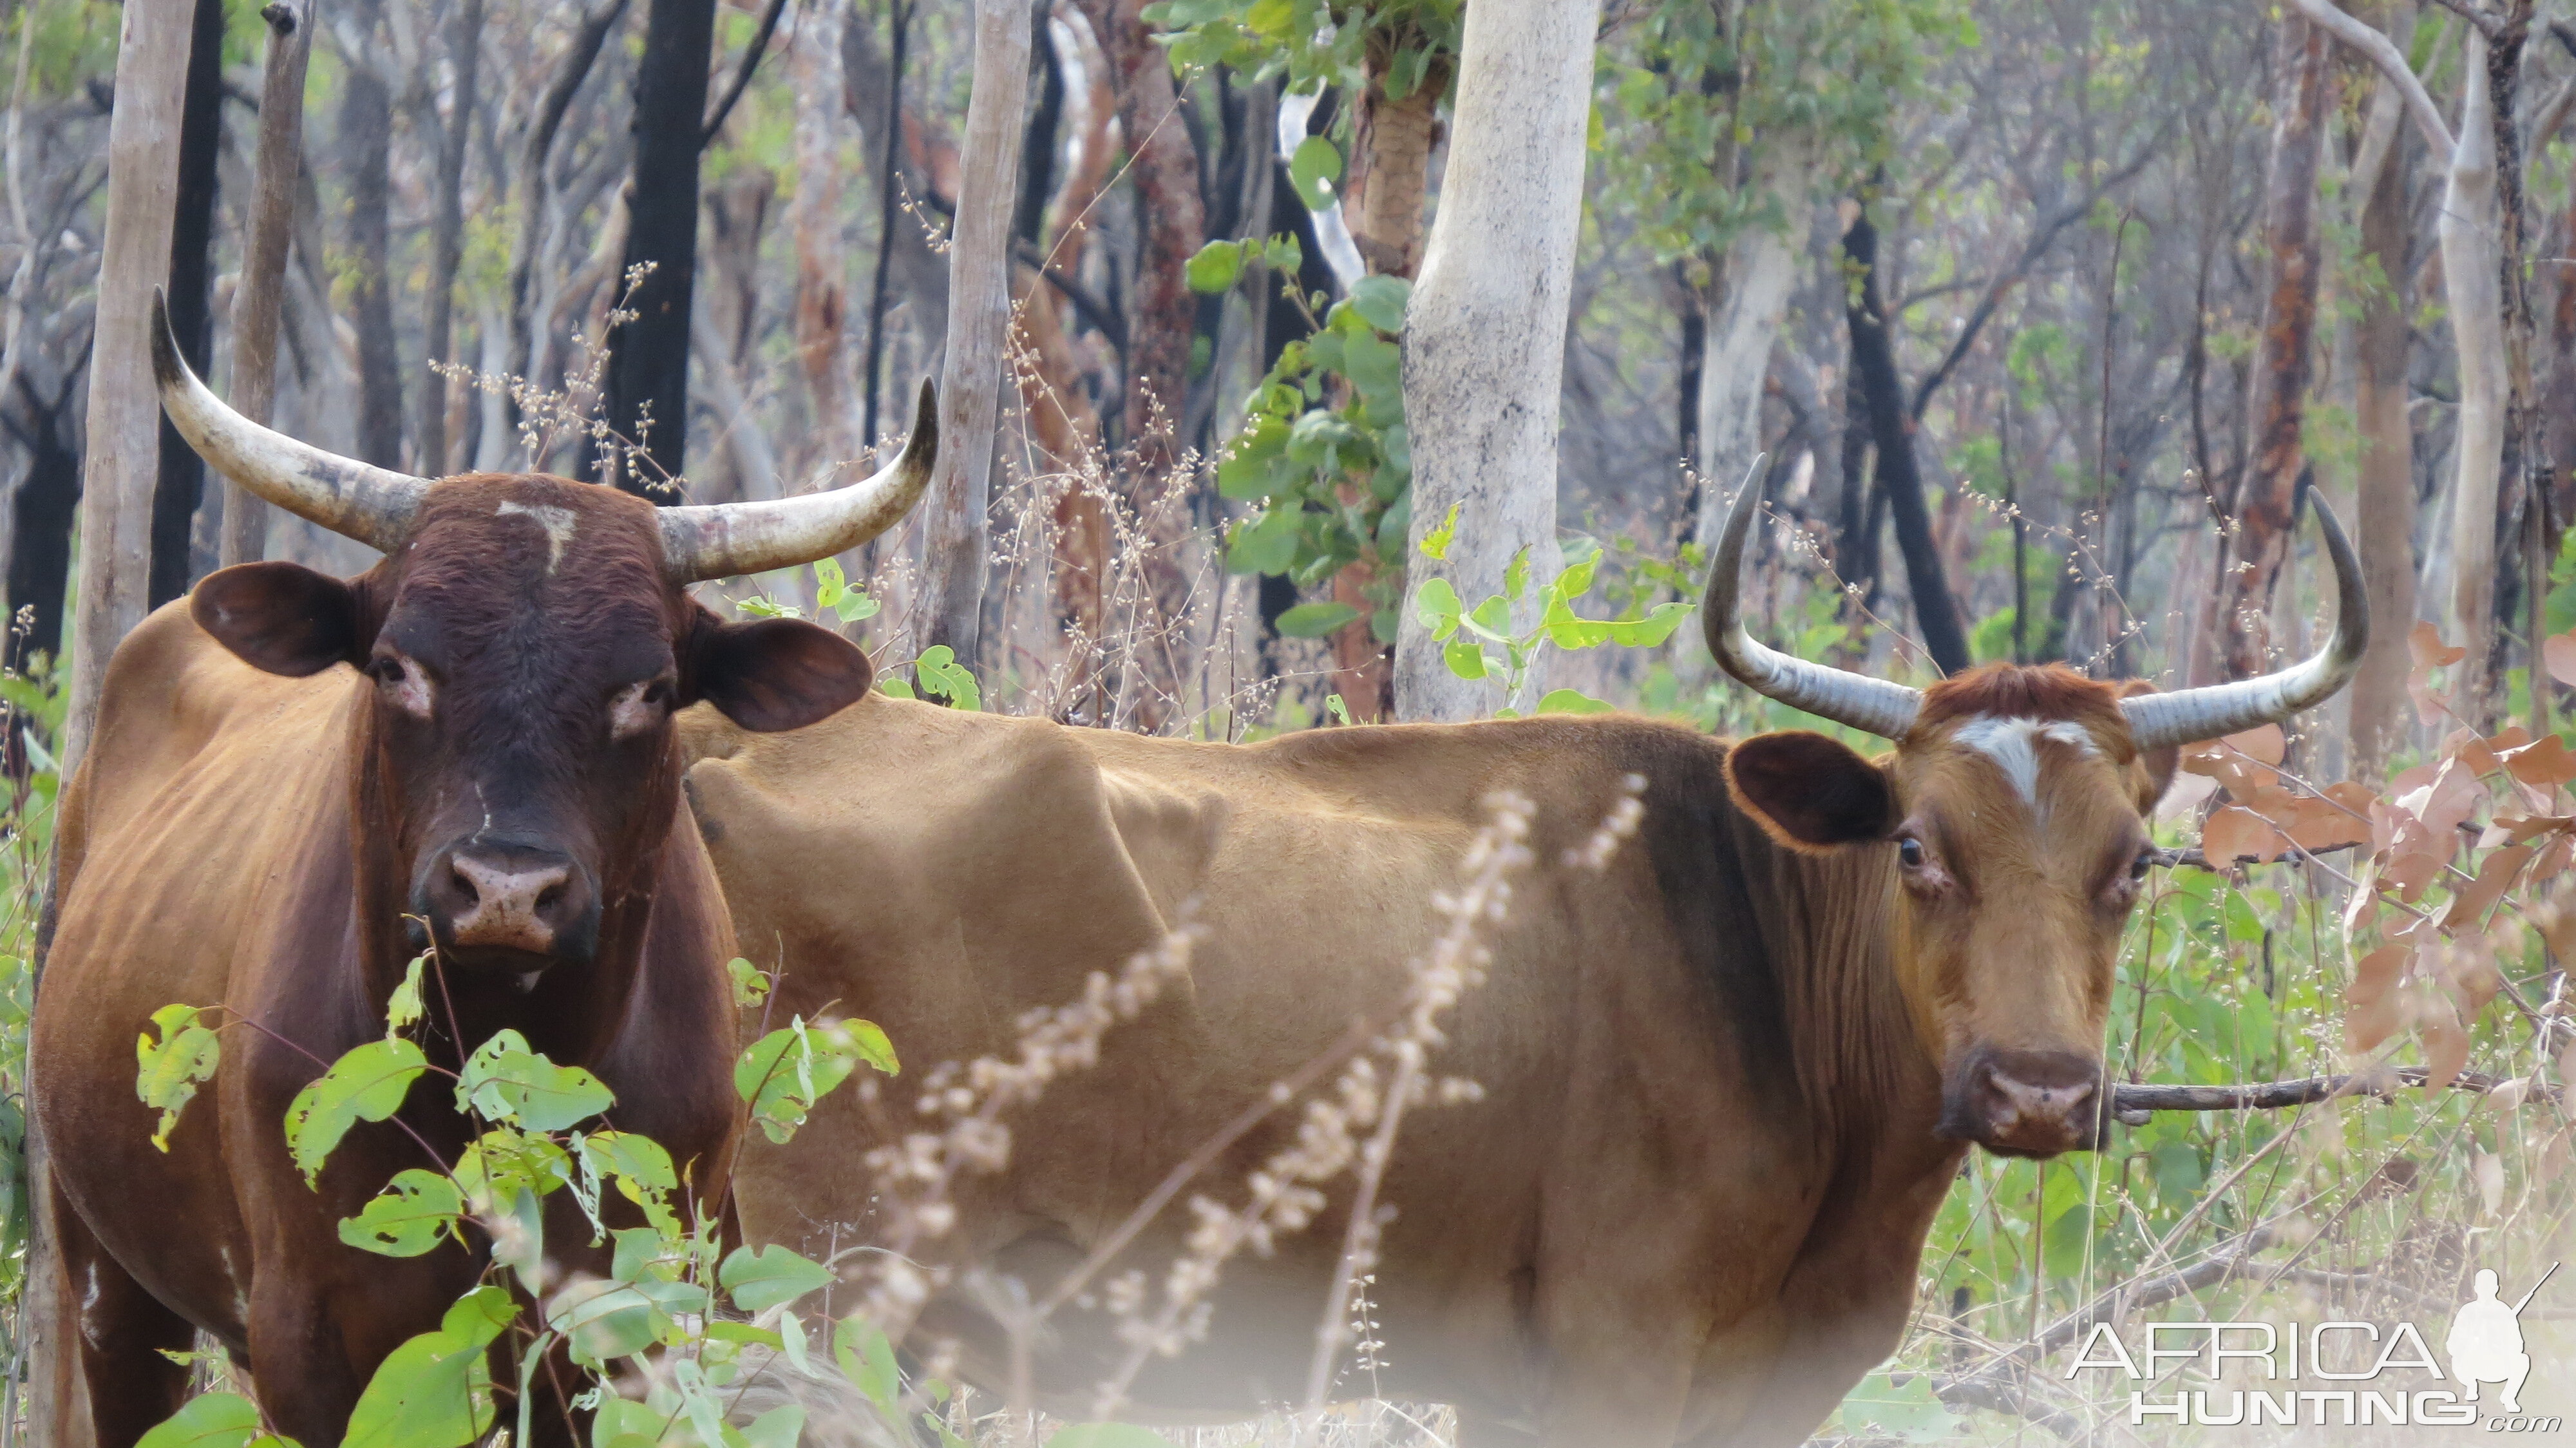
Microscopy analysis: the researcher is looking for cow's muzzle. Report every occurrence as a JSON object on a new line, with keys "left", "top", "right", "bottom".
{"left": 413, "top": 837, "right": 600, "bottom": 967}
{"left": 1937, "top": 1047, "right": 2107, "bottom": 1157}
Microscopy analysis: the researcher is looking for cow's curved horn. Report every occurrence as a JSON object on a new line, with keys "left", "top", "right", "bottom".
{"left": 1701, "top": 454, "right": 1923, "bottom": 739}
{"left": 151, "top": 287, "right": 428, "bottom": 552}
{"left": 2119, "top": 492, "right": 2367, "bottom": 750}
{"left": 659, "top": 379, "right": 939, "bottom": 582}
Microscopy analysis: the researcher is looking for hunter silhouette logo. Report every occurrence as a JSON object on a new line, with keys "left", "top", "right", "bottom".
{"left": 2450, "top": 1265, "right": 2555, "bottom": 1416}
{"left": 2065, "top": 1261, "right": 2562, "bottom": 1427}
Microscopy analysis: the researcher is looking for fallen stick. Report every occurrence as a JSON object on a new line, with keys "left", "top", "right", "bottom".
{"left": 2110, "top": 1065, "right": 2535, "bottom": 1119}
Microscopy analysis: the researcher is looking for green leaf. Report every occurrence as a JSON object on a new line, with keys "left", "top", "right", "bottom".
{"left": 1226, "top": 505, "right": 1302, "bottom": 577}
{"left": 1274, "top": 602, "right": 1361, "bottom": 638}
{"left": 1348, "top": 274, "right": 1411, "bottom": 334}
{"left": 1535, "top": 688, "right": 1615, "bottom": 715}
{"left": 1414, "top": 576, "right": 1462, "bottom": 638}
{"left": 283, "top": 1038, "right": 429, "bottom": 1186}
{"left": 339, "top": 1170, "right": 464, "bottom": 1258}
{"left": 1418, "top": 501, "right": 1461, "bottom": 561}
{"left": 453, "top": 1030, "right": 614, "bottom": 1132}
{"left": 137, "top": 1394, "right": 294, "bottom": 1448}
{"left": 735, "top": 1016, "right": 893, "bottom": 1144}
{"left": 1263, "top": 233, "right": 1304, "bottom": 274}
{"left": 1465, "top": 595, "right": 1514, "bottom": 639}
{"left": 835, "top": 1315, "right": 902, "bottom": 1410}
{"left": 720, "top": 1244, "right": 836, "bottom": 1314}
{"left": 343, "top": 1288, "right": 516, "bottom": 1448}
{"left": 1502, "top": 547, "right": 1531, "bottom": 602}
{"left": 1287, "top": 135, "right": 1341, "bottom": 209}
{"left": 739, "top": 1405, "right": 807, "bottom": 1448}
{"left": 384, "top": 955, "right": 426, "bottom": 1038}
{"left": 1045, "top": 1427, "right": 1177, "bottom": 1448}
{"left": 136, "top": 1004, "right": 222, "bottom": 1153}
{"left": 545, "top": 1279, "right": 658, "bottom": 1367}
{"left": 914, "top": 645, "right": 981, "bottom": 711}
{"left": 726, "top": 957, "right": 770, "bottom": 1009}
{"left": 1443, "top": 639, "right": 1490, "bottom": 680}
{"left": 1184, "top": 239, "right": 1243, "bottom": 293}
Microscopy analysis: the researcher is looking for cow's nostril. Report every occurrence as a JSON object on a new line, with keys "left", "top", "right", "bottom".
{"left": 448, "top": 859, "right": 482, "bottom": 906}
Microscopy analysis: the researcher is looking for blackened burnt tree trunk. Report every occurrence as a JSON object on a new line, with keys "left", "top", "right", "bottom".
{"left": 342, "top": 1, "right": 404, "bottom": 471}
{"left": 147, "top": 0, "right": 225, "bottom": 607}
{"left": 4, "top": 370, "right": 81, "bottom": 670}
{"left": 595, "top": 0, "right": 718, "bottom": 497}
{"left": 1843, "top": 197, "right": 1971, "bottom": 675}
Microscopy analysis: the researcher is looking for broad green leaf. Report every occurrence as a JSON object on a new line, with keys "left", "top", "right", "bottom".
{"left": 1226, "top": 506, "right": 1301, "bottom": 576}
{"left": 720, "top": 1243, "right": 835, "bottom": 1313}
{"left": 343, "top": 1287, "right": 516, "bottom": 1448}
{"left": 589, "top": 1398, "right": 663, "bottom": 1448}
{"left": 1263, "top": 233, "right": 1303, "bottom": 274}
{"left": 453, "top": 1127, "right": 573, "bottom": 1207}
{"left": 914, "top": 645, "right": 982, "bottom": 711}
{"left": 739, "top": 1406, "right": 806, "bottom": 1448}
{"left": 834, "top": 1315, "right": 902, "bottom": 1409}
{"left": 137, "top": 1004, "right": 222, "bottom": 1153}
{"left": 726, "top": 957, "right": 770, "bottom": 1009}
{"left": 735, "top": 1016, "right": 893, "bottom": 1144}
{"left": 137, "top": 1394, "right": 292, "bottom": 1448}
{"left": 1274, "top": 602, "right": 1361, "bottom": 639}
{"left": 1046, "top": 1427, "right": 1176, "bottom": 1448}
{"left": 283, "top": 1038, "right": 428, "bottom": 1186}
{"left": 384, "top": 955, "right": 426, "bottom": 1038}
{"left": 338, "top": 1170, "right": 464, "bottom": 1257}
{"left": 1287, "top": 135, "right": 1341, "bottom": 209}
{"left": 1414, "top": 577, "right": 1462, "bottom": 638}
{"left": 1535, "top": 688, "right": 1615, "bottom": 715}
{"left": 1184, "top": 238, "right": 1242, "bottom": 293}
{"left": 1502, "top": 546, "right": 1531, "bottom": 602}
{"left": 1348, "top": 274, "right": 1411, "bottom": 334}
{"left": 545, "top": 1278, "right": 658, "bottom": 1366}
{"left": 454, "top": 1030, "right": 614, "bottom": 1132}
{"left": 1465, "top": 595, "right": 1513, "bottom": 639}
{"left": 1443, "top": 639, "right": 1489, "bottom": 680}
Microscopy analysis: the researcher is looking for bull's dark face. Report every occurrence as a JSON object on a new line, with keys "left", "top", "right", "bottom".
{"left": 191, "top": 476, "right": 873, "bottom": 978}
{"left": 1724, "top": 666, "right": 2177, "bottom": 1159}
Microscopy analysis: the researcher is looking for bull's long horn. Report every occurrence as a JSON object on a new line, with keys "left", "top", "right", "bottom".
{"left": 1701, "top": 454, "right": 1923, "bottom": 739}
{"left": 659, "top": 379, "right": 939, "bottom": 582}
{"left": 151, "top": 288, "right": 428, "bottom": 553}
{"left": 2119, "top": 492, "right": 2367, "bottom": 750}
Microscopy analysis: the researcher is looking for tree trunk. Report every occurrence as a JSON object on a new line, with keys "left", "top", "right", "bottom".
{"left": 2443, "top": 29, "right": 2505, "bottom": 708}
{"left": 2207, "top": 14, "right": 2328, "bottom": 683}
{"left": 146, "top": 0, "right": 225, "bottom": 609}
{"left": 419, "top": 0, "right": 483, "bottom": 479}
{"left": 859, "top": 0, "right": 912, "bottom": 450}
{"left": 1691, "top": 173, "right": 1806, "bottom": 545}
{"left": 595, "top": 0, "right": 717, "bottom": 495}
{"left": 3, "top": 371, "right": 79, "bottom": 669}
{"left": 2350, "top": 71, "right": 2416, "bottom": 775}
{"left": 339, "top": 5, "right": 402, "bottom": 472}
{"left": 1075, "top": 0, "right": 1200, "bottom": 729}
{"left": 790, "top": 1, "right": 860, "bottom": 476}
{"left": 1393, "top": 0, "right": 1600, "bottom": 721}
{"left": 221, "top": 0, "right": 316, "bottom": 567}
{"left": 48, "top": 3, "right": 196, "bottom": 1428}
{"left": 1842, "top": 200, "right": 1971, "bottom": 676}
{"left": 1341, "top": 48, "right": 1443, "bottom": 277}
{"left": 916, "top": 0, "right": 1032, "bottom": 664}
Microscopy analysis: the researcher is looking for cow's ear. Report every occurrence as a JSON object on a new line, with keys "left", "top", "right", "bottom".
{"left": 686, "top": 613, "right": 875, "bottom": 732}
{"left": 191, "top": 562, "right": 361, "bottom": 677}
{"left": 2114, "top": 681, "right": 2181, "bottom": 810}
{"left": 1725, "top": 730, "right": 1898, "bottom": 852}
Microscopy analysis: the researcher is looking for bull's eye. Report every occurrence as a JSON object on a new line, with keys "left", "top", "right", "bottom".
{"left": 2130, "top": 849, "right": 2155, "bottom": 881}
{"left": 366, "top": 655, "right": 433, "bottom": 719}
{"left": 609, "top": 678, "right": 675, "bottom": 740}
{"left": 1897, "top": 837, "right": 1927, "bottom": 869}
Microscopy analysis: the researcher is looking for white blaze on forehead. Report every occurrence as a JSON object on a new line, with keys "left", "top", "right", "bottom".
{"left": 1950, "top": 715, "right": 2099, "bottom": 805}
{"left": 496, "top": 500, "right": 578, "bottom": 573}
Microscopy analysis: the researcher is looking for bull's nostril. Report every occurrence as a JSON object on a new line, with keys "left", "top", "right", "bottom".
{"left": 536, "top": 882, "right": 565, "bottom": 913}
{"left": 448, "top": 860, "right": 481, "bottom": 907}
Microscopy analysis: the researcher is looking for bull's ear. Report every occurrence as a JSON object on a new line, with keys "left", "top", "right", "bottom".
{"left": 191, "top": 562, "right": 361, "bottom": 677}
{"left": 1725, "top": 730, "right": 1897, "bottom": 852}
{"left": 2114, "top": 680, "right": 2181, "bottom": 810}
{"left": 686, "top": 613, "right": 875, "bottom": 732}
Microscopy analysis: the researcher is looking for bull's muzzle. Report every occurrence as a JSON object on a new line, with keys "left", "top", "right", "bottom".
{"left": 1937, "top": 1047, "right": 2107, "bottom": 1157}
{"left": 413, "top": 837, "right": 600, "bottom": 968}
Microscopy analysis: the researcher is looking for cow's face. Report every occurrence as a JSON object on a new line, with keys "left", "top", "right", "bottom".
{"left": 191, "top": 477, "right": 873, "bottom": 975}
{"left": 1725, "top": 665, "right": 2175, "bottom": 1157}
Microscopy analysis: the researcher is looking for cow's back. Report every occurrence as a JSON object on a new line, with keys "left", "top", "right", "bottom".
{"left": 684, "top": 701, "right": 1857, "bottom": 1414}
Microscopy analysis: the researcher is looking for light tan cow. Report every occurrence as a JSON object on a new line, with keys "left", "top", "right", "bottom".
{"left": 683, "top": 481, "right": 2363, "bottom": 1445}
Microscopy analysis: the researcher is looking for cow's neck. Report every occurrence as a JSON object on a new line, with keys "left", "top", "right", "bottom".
{"left": 1761, "top": 837, "right": 1947, "bottom": 1167}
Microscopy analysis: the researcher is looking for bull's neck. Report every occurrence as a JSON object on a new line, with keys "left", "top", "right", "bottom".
{"left": 341, "top": 699, "right": 677, "bottom": 1071}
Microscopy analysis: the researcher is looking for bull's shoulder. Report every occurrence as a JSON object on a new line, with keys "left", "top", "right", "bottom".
{"left": 59, "top": 602, "right": 351, "bottom": 884}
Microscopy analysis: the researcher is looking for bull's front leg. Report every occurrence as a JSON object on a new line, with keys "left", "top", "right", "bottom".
{"left": 51, "top": 1178, "right": 196, "bottom": 1448}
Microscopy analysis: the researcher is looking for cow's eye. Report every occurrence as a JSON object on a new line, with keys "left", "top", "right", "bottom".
{"left": 2130, "top": 848, "right": 2155, "bottom": 881}
{"left": 1898, "top": 837, "right": 1927, "bottom": 869}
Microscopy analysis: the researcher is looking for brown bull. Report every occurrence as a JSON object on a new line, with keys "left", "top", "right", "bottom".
{"left": 29, "top": 294, "right": 935, "bottom": 1445}
{"left": 683, "top": 472, "right": 2363, "bottom": 1445}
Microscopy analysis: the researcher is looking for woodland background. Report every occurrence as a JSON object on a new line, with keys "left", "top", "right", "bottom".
{"left": 10, "top": 0, "right": 2576, "bottom": 1441}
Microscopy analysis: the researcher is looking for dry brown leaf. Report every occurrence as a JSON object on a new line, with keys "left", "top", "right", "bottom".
{"left": 2502, "top": 734, "right": 2576, "bottom": 787}
{"left": 2346, "top": 944, "right": 2407, "bottom": 1051}
{"left": 2201, "top": 805, "right": 2286, "bottom": 865}
{"left": 2535, "top": 833, "right": 2575, "bottom": 887}
{"left": 2422, "top": 1014, "right": 2471, "bottom": 1092}
{"left": 2442, "top": 844, "right": 2535, "bottom": 930}
{"left": 2544, "top": 630, "right": 2576, "bottom": 688}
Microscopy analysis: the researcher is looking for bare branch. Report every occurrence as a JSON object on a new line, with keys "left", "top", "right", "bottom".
{"left": 2285, "top": 0, "right": 2456, "bottom": 155}
{"left": 2111, "top": 1065, "right": 2533, "bottom": 1118}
